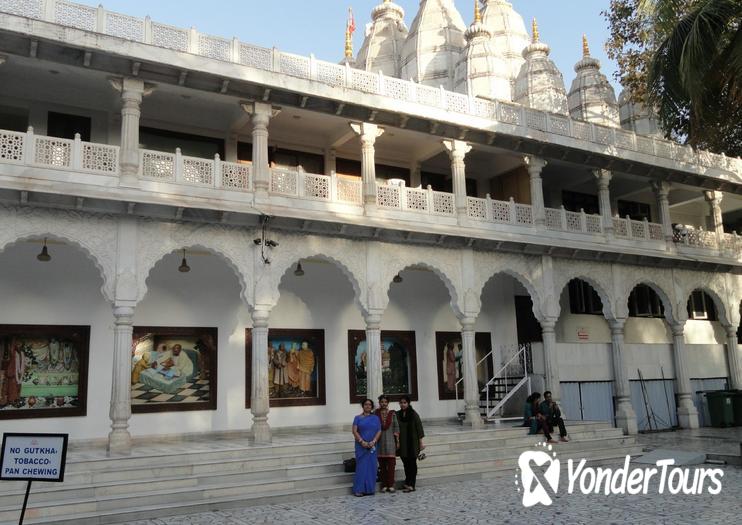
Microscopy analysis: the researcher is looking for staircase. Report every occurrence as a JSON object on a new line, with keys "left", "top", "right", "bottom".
{"left": 0, "top": 422, "right": 642, "bottom": 525}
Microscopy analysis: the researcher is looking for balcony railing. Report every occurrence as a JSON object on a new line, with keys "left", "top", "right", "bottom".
{"left": 2, "top": 126, "right": 742, "bottom": 260}
{"left": 1, "top": 0, "right": 740, "bottom": 179}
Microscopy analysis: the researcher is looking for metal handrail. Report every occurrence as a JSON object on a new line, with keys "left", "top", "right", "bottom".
{"left": 484, "top": 344, "right": 529, "bottom": 419}
{"left": 454, "top": 349, "right": 494, "bottom": 406}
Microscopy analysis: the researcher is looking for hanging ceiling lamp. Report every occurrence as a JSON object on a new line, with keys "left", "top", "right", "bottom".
{"left": 36, "top": 238, "right": 51, "bottom": 262}
{"left": 294, "top": 261, "right": 305, "bottom": 276}
{"left": 393, "top": 273, "right": 403, "bottom": 284}
{"left": 178, "top": 249, "right": 191, "bottom": 273}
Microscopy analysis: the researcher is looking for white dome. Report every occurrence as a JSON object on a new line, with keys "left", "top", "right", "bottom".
{"left": 480, "top": 0, "right": 530, "bottom": 85}
{"left": 513, "top": 20, "right": 569, "bottom": 115}
{"left": 356, "top": 0, "right": 409, "bottom": 77}
{"left": 400, "top": 0, "right": 467, "bottom": 90}
{"left": 618, "top": 89, "right": 661, "bottom": 136}
{"left": 454, "top": 14, "right": 511, "bottom": 101}
{"left": 567, "top": 36, "right": 620, "bottom": 127}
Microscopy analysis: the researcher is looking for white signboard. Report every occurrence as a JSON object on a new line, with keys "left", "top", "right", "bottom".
{"left": 0, "top": 433, "right": 68, "bottom": 482}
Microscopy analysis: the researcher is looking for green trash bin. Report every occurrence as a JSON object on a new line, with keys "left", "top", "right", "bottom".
{"left": 731, "top": 391, "right": 742, "bottom": 427}
{"left": 705, "top": 391, "right": 735, "bottom": 427}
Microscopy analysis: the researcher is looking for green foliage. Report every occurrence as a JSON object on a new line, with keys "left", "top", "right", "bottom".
{"left": 604, "top": 0, "right": 742, "bottom": 155}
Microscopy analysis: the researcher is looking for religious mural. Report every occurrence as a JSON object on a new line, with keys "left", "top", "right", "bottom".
{"left": 0, "top": 325, "right": 89, "bottom": 419}
{"left": 130, "top": 327, "right": 217, "bottom": 413}
{"left": 435, "top": 332, "right": 493, "bottom": 400}
{"left": 347, "top": 330, "right": 418, "bottom": 403}
{"left": 245, "top": 329, "right": 325, "bottom": 407}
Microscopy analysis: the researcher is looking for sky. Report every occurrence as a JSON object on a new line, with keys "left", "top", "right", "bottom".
{"left": 74, "top": 0, "right": 621, "bottom": 92}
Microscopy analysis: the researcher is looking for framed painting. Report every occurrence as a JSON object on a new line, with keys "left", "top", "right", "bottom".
{"left": 435, "top": 332, "right": 493, "bottom": 400}
{"left": 0, "top": 324, "right": 90, "bottom": 419}
{"left": 131, "top": 327, "right": 217, "bottom": 413}
{"left": 347, "top": 330, "right": 418, "bottom": 403}
{"left": 245, "top": 329, "right": 325, "bottom": 407}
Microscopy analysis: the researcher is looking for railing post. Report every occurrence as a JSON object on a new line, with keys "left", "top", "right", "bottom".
{"left": 485, "top": 194, "right": 492, "bottom": 222}
{"left": 378, "top": 71, "right": 386, "bottom": 96}
{"left": 560, "top": 205, "right": 567, "bottom": 230}
{"left": 642, "top": 218, "right": 649, "bottom": 240}
{"left": 439, "top": 86, "right": 446, "bottom": 110}
{"left": 399, "top": 186, "right": 407, "bottom": 211}
{"left": 297, "top": 167, "right": 304, "bottom": 198}
{"left": 344, "top": 61, "right": 352, "bottom": 88}
{"left": 213, "top": 154, "right": 222, "bottom": 189}
{"left": 96, "top": 5, "right": 106, "bottom": 33}
{"left": 25, "top": 126, "right": 35, "bottom": 165}
{"left": 43, "top": 0, "right": 55, "bottom": 22}
{"left": 231, "top": 37, "right": 239, "bottom": 63}
{"left": 188, "top": 27, "right": 199, "bottom": 54}
{"left": 330, "top": 171, "right": 338, "bottom": 202}
{"left": 426, "top": 185, "right": 434, "bottom": 214}
{"left": 272, "top": 47, "right": 281, "bottom": 73}
{"left": 509, "top": 197, "right": 516, "bottom": 225}
{"left": 72, "top": 133, "right": 82, "bottom": 169}
{"left": 580, "top": 208, "right": 586, "bottom": 232}
{"left": 626, "top": 215, "right": 633, "bottom": 239}
{"left": 175, "top": 147, "right": 183, "bottom": 183}
{"left": 309, "top": 53, "right": 317, "bottom": 81}
{"left": 143, "top": 16, "right": 152, "bottom": 44}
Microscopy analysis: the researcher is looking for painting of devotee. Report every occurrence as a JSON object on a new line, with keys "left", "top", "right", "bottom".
{"left": 0, "top": 324, "right": 89, "bottom": 419}
{"left": 347, "top": 330, "right": 418, "bottom": 403}
{"left": 245, "top": 329, "right": 325, "bottom": 407}
{"left": 130, "top": 327, "right": 217, "bottom": 413}
{"left": 435, "top": 332, "right": 493, "bottom": 400}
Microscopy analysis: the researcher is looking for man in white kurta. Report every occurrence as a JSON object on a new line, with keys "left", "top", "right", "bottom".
{"left": 139, "top": 344, "right": 195, "bottom": 394}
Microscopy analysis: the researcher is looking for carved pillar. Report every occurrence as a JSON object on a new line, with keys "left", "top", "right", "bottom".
{"left": 410, "top": 161, "right": 422, "bottom": 189}
{"left": 324, "top": 148, "right": 337, "bottom": 176}
{"left": 723, "top": 325, "right": 742, "bottom": 390}
{"left": 609, "top": 319, "right": 638, "bottom": 434}
{"left": 525, "top": 156, "right": 547, "bottom": 228}
{"left": 671, "top": 323, "right": 700, "bottom": 429}
{"left": 461, "top": 317, "right": 482, "bottom": 428}
{"left": 540, "top": 319, "right": 561, "bottom": 403}
{"left": 251, "top": 308, "right": 272, "bottom": 443}
{"left": 364, "top": 312, "right": 384, "bottom": 402}
{"left": 704, "top": 190, "right": 725, "bottom": 236}
{"left": 110, "top": 78, "right": 152, "bottom": 186}
{"left": 594, "top": 169, "right": 614, "bottom": 236}
{"left": 108, "top": 305, "right": 134, "bottom": 454}
{"left": 350, "top": 122, "right": 384, "bottom": 210}
{"left": 242, "top": 102, "right": 280, "bottom": 195}
{"left": 442, "top": 139, "right": 472, "bottom": 221}
{"left": 652, "top": 181, "right": 674, "bottom": 242}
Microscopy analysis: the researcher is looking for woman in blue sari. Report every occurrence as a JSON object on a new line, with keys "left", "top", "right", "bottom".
{"left": 351, "top": 398, "right": 382, "bottom": 497}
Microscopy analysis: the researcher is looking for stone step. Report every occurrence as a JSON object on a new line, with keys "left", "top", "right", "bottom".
{"left": 0, "top": 444, "right": 642, "bottom": 525}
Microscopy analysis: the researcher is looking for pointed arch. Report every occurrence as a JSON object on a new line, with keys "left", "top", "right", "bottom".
{"left": 478, "top": 268, "right": 544, "bottom": 323}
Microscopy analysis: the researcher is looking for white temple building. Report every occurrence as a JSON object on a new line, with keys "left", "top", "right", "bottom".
{"left": 0, "top": 0, "right": 740, "bottom": 460}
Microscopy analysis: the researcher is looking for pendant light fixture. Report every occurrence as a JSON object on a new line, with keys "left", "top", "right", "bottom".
{"left": 393, "top": 273, "right": 403, "bottom": 284}
{"left": 178, "top": 249, "right": 191, "bottom": 273}
{"left": 294, "top": 261, "right": 305, "bottom": 276}
{"left": 36, "top": 238, "right": 51, "bottom": 262}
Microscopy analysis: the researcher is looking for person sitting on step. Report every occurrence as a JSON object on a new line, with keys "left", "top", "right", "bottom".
{"left": 539, "top": 390, "right": 569, "bottom": 443}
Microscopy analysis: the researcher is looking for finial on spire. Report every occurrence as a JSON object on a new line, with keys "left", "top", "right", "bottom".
{"left": 474, "top": 0, "right": 481, "bottom": 23}
{"left": 532, "top": 18, "right": 539, "bottom": 43}
{"left": 582, "top": 34, "right": 590, "bottom": 57}
{"left": 345, "top": 7, "right": 356, "bottom": 59}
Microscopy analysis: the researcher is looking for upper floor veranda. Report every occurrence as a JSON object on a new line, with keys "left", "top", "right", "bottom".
{"left": 0, "top": 0, "right": 741, "bottom": 271}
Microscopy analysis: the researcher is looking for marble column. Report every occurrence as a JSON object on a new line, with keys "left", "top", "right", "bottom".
{"left": 324, "top": 148, "right": 337, "bottom": 176}
{"left": 670, "top": 323, "right": 700, "bottom": 429}
{"left": 365, "top": 312, "right": 384, "bottom": 402}
{"left": 410, "top": 161, "right": 422, "bottom": 189}
{"left": 594, "top": 169, "right": 614, "bottom": 237}
{"left": 652, "top": 181, "right": 674, "bottom": 242}
{"left": 110, "top": 78, "right": 151, "bottom": 186}
{"left": 461, "top": 318, "right": 483, "bottom": 428}
{"left": 540, "top": 319, "right": 561, "bottom": 403}
{"left": 525, "top": 156, "right": 547, "bottom": 228}
{"left": 609, "top": 319, "right": 638, "bottom": 434}
{"left": 350, "top": 122, "right": 384, "bottom": 210}
{"left": 108, "top": 305, "right": 134, "bottom": 454}
{"left": 723, "top": 324, "right": 742, "bottom": 390}
{"left": 241, "top": 102, "right": 280, "bottom": 194}
{"left": 251, "top": 308, "right": 272, "bottom": 443}
{"left": 442, "top": 139, "right": 472, "bottom": 221}
{"left": 704, "top": 190, "right": 725, "bottom": 236}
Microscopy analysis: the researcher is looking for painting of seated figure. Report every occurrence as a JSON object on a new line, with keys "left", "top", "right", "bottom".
{"left": 131, "top": 327, "right": 217, "bottom": 413}
{"left": 0, "top": 324, "right": 89, "bottom": 419}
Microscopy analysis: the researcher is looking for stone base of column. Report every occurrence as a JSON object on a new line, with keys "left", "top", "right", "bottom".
{"left": 107, "top": 429, "right": 132, "bottom": 455}
{"left": 252, "top": 416, "right": 272, "bottom": 444}
{"left": 676, "top": 395, "right": 700, "bottom": 429}
{"left": 119, "top": 169, "right": 139, "bottom": 188}
{"left": 465, "top": 403, "right": 484, "bottom": 429}
{"left": 615, "top": 398, "right": 638, "bottom": 435}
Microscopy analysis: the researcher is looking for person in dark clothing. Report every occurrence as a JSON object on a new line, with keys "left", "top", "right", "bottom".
{"left": 523, "top": 393, "right": 539, "bottom": 434}
{"left": 539, "top": 390, "right": 569, "bottom": 442}
{"left": 397, "top": 395, "right": 425, "bottom": 492}
{"left": 526, "top": 392, "right": 556, "bottom": 442}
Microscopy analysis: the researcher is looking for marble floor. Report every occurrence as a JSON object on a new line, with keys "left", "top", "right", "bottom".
{"left": 117, "top": 427, "right": 742, "bottom": 525}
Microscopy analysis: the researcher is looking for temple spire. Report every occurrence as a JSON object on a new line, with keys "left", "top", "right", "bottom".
{"left": 532, "top": 18, "right": 539, "bottom": 43}
{"left": 344, "top": 7, "right": 356, "bottom": 59}
{"left": 474, "top": 0, "right": 482, "bottom": 23}
{"left": 582, "top": 34, "right": 590, "bottom": 57}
